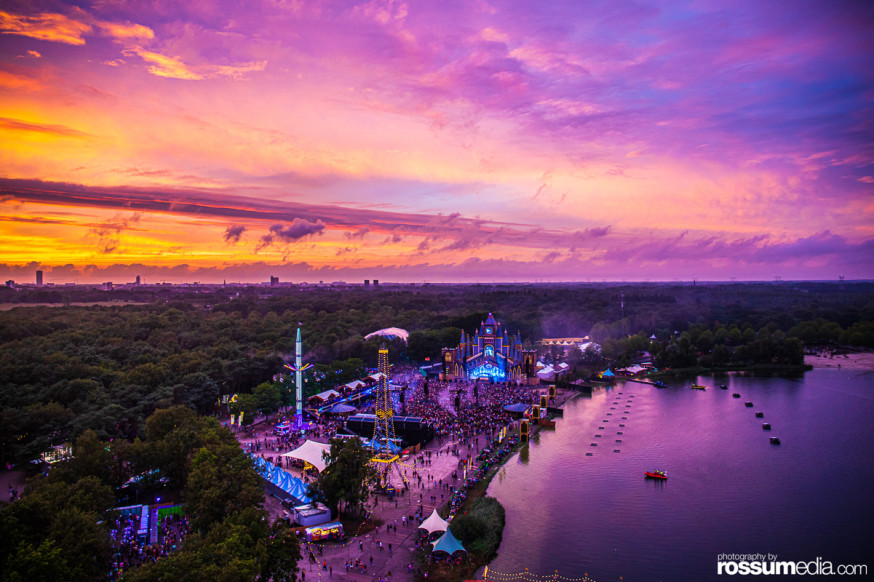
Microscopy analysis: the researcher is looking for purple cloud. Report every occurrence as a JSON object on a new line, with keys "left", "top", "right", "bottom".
{"left": 223, "top": 224, "right": 246, "bottom": 244}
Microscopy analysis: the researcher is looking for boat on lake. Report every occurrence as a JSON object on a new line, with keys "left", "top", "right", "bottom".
{"left": 691, "top": 384, "right": 706, "bottom": 390}
{"left": 745, "top": 401, "right": 754, "bottom": 407}
{"left": 755, "top": 412, "right": 764, "bottom": 418}
{"left": 645, "top": 470, "right": 668, "bottom": 479}
{"left": 762, "top": 423, "right": 771, "bottom": 430}
{"left": 732, "top": 393, "right": 741, "bottom": 398}
{"left": 770, "top": 437, "right": 781, "bottom": 444}
{"left": 720, "top": 384, "right": 728, "bottom": 389}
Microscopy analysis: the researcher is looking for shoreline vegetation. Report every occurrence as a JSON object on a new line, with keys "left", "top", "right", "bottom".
{"left": 429, "top": 388, "right": 578, "bottom": 582}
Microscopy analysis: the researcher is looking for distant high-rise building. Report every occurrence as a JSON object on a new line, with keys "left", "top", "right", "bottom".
{"left": 36, "top": 270, "right": 43, "bottom": 286}
{"left": 364, "top": 279, "right": 370, "bottom": 287}
{"left": 135, "top": 275, "right": 141, "bottom": 285}
{"left": 270, "top": 276, "right": 279, "bottom": 286}
{"left": 103, "top": 282, "right": 112, "bottom": 291}
{"left": 373, "top": 279, "right": 379, "bottom": 287}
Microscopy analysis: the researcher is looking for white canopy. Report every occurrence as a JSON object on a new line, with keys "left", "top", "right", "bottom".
{"left": 311, "top": 389, "right": 340, "bottom": 402}
{"left": 369, "top": 373, "right": 387, "bottom": 382}
{"left": 364, "top": 327, "right": 409, "bottom": 343}
{"left": 282, "top": 440, "right": 332, "bottom": 473}
{"left": 418, "top": 508, "right": 450, "bottom": 535}
{"left": 536, "top": 365, "right": 555, "bottom": 380}
{"left": 344, "top": 380, "right": 366, "bottom": 390}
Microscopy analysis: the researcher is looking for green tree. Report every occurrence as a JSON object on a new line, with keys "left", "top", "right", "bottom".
{"left": 310, "top": 437, "right": 376, "bottom": 517}
{"left": 186, "top": 443, "right": 264, "bottom": 532}
{"left": 253, "top": 382, "right": 281, "bottom": 418}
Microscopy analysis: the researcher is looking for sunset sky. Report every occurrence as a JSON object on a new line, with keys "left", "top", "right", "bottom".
{"left": 1, "top": 0, "right": 872, "bottom": 284}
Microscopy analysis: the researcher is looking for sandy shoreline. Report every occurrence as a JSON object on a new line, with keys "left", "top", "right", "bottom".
{"left": 804, "top": 352, "right": 874, "bottom": 371}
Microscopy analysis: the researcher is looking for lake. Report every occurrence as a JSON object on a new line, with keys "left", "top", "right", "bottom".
{"left": 485, "top": 368, "right": 874, "bottom": 581}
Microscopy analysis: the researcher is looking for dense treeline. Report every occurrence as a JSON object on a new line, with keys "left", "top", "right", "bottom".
{"left": 1, "top": 282, "right": 872, "bottom": 464}
{"left": 593, "top": 323, "right": 806, "bottom": 370}
{"left": 0, "top": 406, "right": 299, "bottom": 581}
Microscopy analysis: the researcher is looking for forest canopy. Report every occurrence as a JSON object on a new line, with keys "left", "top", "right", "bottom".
{"left": 1, "top": 281, "right": 872, "bottom": 465}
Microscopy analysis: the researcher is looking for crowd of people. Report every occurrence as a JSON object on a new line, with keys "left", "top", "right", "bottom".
{"left": 108, "top": 510, "right": 190, "bottom": 580}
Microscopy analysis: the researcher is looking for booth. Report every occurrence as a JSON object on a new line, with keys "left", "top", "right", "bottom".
{"left": 293, "top": 502, "right": 331, "bottom": 527}
{"left": 305, "top": 521, "right": 344, "bottom": 542}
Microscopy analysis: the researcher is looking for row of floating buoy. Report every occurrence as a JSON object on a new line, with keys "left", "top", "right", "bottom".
{"left": 732, "top": 389, "right": 781, "bottom": 445}
{"left": 589, "top": 391, "right": 635, "bottom": 455}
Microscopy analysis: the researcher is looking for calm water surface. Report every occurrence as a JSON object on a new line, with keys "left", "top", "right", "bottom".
{"left": 485, "top": 369, "right": 874, "bottom": 581}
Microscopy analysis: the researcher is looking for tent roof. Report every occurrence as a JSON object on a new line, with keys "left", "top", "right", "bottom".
{"left": 325, "top": 403, "right": 357, "bottom": 414}
{"left": 283, "top": 440, "right": 332, "bottom": 472}
{"left": 364, "top": 327, "right": 409, "bottom": 343}
{"left": 418, "top": 508, "right": 449, "bottom": 534}
{"left": 344, "top": 380, "right": 366, "bottom": 389}
{"left": 312, "top": 389, "right": 340, "bottom": 401}
{"left": 503, "top": 403, "right": 529, "bottom": 413}
{"left": 431, "top": 528, "right": 466, "bottom": 555}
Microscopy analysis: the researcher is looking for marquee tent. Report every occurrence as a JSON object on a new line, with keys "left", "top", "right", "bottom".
{"left": 283, "top": 440, "right": 332, "bottom": 473}
{"left": 310, "top": 389, "right": 340, "bottom": 403}
{"left": 431, "top": 528, "right": 466, "bottom": 556}
{"left": 248, "top": 453, "right": 312, "bottom": 504}
{"left": 418, "top": 508, "right": 450, "bottom": 535}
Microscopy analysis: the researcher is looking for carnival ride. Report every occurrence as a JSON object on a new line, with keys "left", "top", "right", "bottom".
{"left": 282, "top": 325, "right": 314, "bottom": 436}
{"left": 369, "top": 345, "right": 413, "bottom": 490}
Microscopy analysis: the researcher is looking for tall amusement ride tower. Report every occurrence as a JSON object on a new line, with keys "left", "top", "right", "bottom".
{"left": 284, "top": 325, "right": 311, "bottom": 436}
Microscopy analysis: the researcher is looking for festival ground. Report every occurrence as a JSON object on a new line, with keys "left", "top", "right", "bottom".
{"left": 236, "top": 419, "right": 506, "bottom": 581}
{"left": 234, "top": 377, "right": 571, "bottom": 582}
{"left": 804, "top": 351, "right": 874, "bottom": 371}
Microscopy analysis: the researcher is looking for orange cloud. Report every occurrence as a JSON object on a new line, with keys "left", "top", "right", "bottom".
{"left": 125, "top": 47, "right": 204, "bottom": 80}
{"left": 0, "top": 70, "right": 41, "bottom": 91}
{"left": 96, "top": 21, "right": 154, "bottom": 41}
{"left": 0, "top": 10, "right": 91, "bottom": 45}
{"left": 0, "top": 117, "right": 90, "bottom": 138}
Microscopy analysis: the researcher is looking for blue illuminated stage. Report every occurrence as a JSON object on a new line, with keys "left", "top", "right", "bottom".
{"left": 440, "top": 313, "right": 538, "bottom": 383}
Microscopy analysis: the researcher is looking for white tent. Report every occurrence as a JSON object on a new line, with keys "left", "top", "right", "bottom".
{"left": 344, "top": 380, "right": 366, "bottom": 391}
{"left": 283, "top": 440, "right": 332, "bottom": 473}
{"left": 364, "top": 327, "right": 410, "bottom": 343}
{"left": 310, "top": 389, "right": 340, "bottom": 403}
{"left": 369, "top": 372, "right": 387, "bottom": 382}
{"left": 418, "top": 508, "right": 450, "bottom": 535}
{"left": 536, "top": 365, "right": 555, "bottom": 381}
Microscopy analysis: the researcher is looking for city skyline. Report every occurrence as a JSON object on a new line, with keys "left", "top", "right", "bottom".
{"left": 1, "top": 0, "right": 872, "bottom": 284}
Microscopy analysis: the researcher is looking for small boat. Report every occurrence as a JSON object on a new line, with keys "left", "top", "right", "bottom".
{"left": 745, "top": 401, "right": 753, "bottom": 407}
{"left": 755, "top": 412, "right": 764, "bottom": 418}
{"left": 691, "top": 384, "right": 706, "bottom": 390}
{"left": 762, "top": 423, "right": 771, "bottom": 430}
{"left": 645, "top": 470, "right": 668, "bottom": 479}
{"left": 720, "top": 384, "right": 728, "bottom": 389}
{"left": 770, "top": 437, "right": 781, "bottom": 445}
{"left": 654, "top": 380, "right": 666, "bottom": 388}
{"left": 732, "top": 393, "right": 741, "bottom": 398}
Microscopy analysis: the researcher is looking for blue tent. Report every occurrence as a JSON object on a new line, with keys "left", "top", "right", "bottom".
{"left": 291, "top": 479, "right": 312, "bottom": 504}
{"left": 325, "top": 403, "right": 357, "bottom": 414}
{"left": 431, "top": 529, "right": 466, "bottom": 556}
{"left": 503, "top": 403, "right": 529, "bottom": 413}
